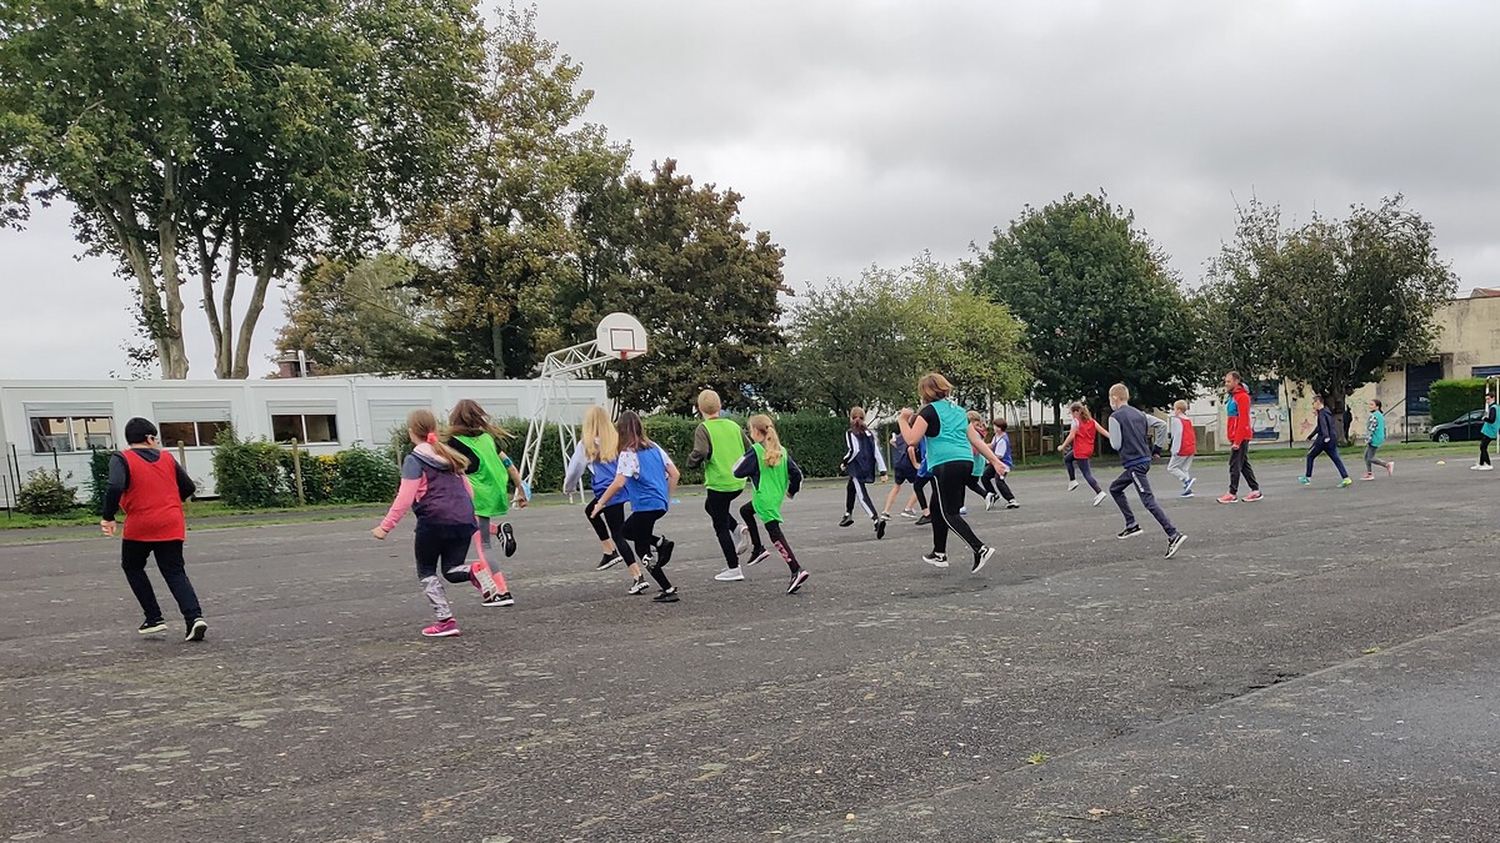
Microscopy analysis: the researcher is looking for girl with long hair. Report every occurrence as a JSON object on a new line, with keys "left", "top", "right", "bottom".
{"left": 564, "top": 405, "right": 649, "bottom": 594}
{"left": 590, "top": 412, "right": 680, "bottom": 602}
{"left": 732, "top": 415, "right": 810, "bottom": 595}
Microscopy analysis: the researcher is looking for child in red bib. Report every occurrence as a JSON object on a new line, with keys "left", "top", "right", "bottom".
{"left": 100, "top": 418, "right": 206, "bottom": 642}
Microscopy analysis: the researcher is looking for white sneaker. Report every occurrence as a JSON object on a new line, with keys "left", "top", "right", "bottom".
{"left": 959, "top": 506, "right": 969, "bottom": 516}
{"left": 984, "top": 493, "right": 998, "bottom": 512}
{"left": 1092, "top": 490, "right": 1108, "bottom": 507}
{"left": 714, "top": 568, "right": 745, "bottom": 582}
{"left": 1470, "top": 464, "right": 1481, "bottom": 470}
{"left": 921, "top": 552, "right": 949, "bottom": 568}
{"left": 733, "top": 525, "right": 750, "bottom": 557}
{"left": 1068, "top": 480, "right": 1080, "bottom": 492}
{"left": 1481, "top": 464, "right": 1496, "bottom": 472}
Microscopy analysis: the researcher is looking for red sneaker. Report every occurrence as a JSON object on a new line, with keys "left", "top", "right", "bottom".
{"left": 1243, "top": 490, "right": 1264, "bottom": 502}
{"left": 422, "top": 618, "right": 461, "bottom": 638}
{"left": 1216, "top": 493, "right": 1238, "bottom": 504}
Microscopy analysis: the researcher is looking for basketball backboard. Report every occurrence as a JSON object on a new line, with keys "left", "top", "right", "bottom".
{"left": 596, "top": 312, "right": 647, "bottom": 360}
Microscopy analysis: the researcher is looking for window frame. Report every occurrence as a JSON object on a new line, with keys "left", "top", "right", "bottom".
{"left": 28, "top": 415, "right": 116, "bottom": 455}
{"left": 270, "top": 413, "right": 341, "bottom": 445}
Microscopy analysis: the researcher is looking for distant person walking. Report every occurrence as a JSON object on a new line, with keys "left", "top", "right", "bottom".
{"left": 1299, "top": 395, "right": 1352, "bottom": 488}
{"left": 1474, "top": 392, "right": 1498, "bottom": 471}
{"left": 1218, "top": 371, "right": 1263, "bottom": 504}
{"left": 1362, "top": 399, "right": 1394, "bottom": 481}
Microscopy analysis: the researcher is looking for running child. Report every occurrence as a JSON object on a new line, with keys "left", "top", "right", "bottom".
{"left": 564, "top": 405, "right": 650, "bottom": 594}
{"left": 1102, "top": 384, "right": 1188, "bottom": 559}
{"left": 100, "top": 417, "right": 208, "bottom": 642}
{"left": 896, "top": 373, "right": 1008, "bottom": 573}
{"left": 1057, "top": 402, "right": 1107, "bottom": 506}
{"left": 373, "top": 409, "right": 504, "bottom": 639}
{"left": 447, "top": 399, "right": 524, "bottom": 607}
{"left": 685, "top": 389, "right": 753, "bottom": 582}
{"left": 733, "top": 415, "right": 811, "bottom": 595}
{"left": 839, "top": 406, "right": 888, "bottom": 539}
{"left": 1166, "top": 400, "right": 1197, "bottom": 497}
{"left": 881, "top": 429, "right": 929, "bottom": 521}
{"left": 983, "top": 417, "right": 1019, "bottom": 510}
{"left": 592, "top": 411, "right": 680, "bottom": 601}
{"left": 1362, "top": 399, "right": 1394, "bottom": 481}
{"left": 1299, "top": 395, "right": 1352, "bottom": 488}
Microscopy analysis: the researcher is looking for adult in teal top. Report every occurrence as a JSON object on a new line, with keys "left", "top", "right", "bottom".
{"left": 1478, "top": 392, "right": 1498, "bottom": 470}
{"left": 897, "top": 372, "right": 1008, "bottom": 575}
{"left": 1362, "top": 398, "right": 1393, "bottom": 480}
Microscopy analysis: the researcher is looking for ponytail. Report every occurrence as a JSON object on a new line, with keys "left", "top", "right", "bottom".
{"left": 748, "top": 414, "right": 782, "bottom": 467}
{"left": 408, "top": 408, "right": 469, "bottom": 473}
{"left": 849, "top": 406, "right": 868, "bottom": 437}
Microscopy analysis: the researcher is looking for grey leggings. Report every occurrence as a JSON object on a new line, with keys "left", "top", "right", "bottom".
{"left": 1364, "top": 445, "right": 1390, "bottom": 471}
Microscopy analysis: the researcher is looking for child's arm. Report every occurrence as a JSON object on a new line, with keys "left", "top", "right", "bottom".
{"left": 898, "top": 407, "right": 928, "bottom": 446}
{"left": 685, "top": 424, "right": 711, "bottom": 469}
{"left": 872, "top": 433, "right": 888, "bottom": 476}
{"left": 500, "top": 452, "right": 528, "bottom": 508}
{"left": 966, "top": 424, "right": 1008, "bottom": 474}
{"left": 591, "top": 473, "right": 628, "bottom": 515}
{"left": 562, "top": 441, "right": 587, "bottom": 496}
{"left": 1057, "top": 427, "right": 1076, "bottom": 452}
{"left": 787, "top": 456, "right": 804, "bottom": 498}
{"left": 732, "top": 446, "right": 760, "bottom": 482}
{"left": 374, "top": 456, "right": 424, "bottom": 538}
{"left": 666, "top": 459, "right": 681, "bottom": 496}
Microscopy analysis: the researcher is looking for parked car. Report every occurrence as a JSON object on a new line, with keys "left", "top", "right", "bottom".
{"left": 1430, "top": 408, "right": 1487, "bottom": 442}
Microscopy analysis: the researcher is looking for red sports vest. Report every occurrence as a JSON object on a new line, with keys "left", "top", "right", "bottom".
{"left": 120, "top": 450, "right": 186, "bottom": 542}
{"left": 1177, "top": 416, "right": 1197, "bottom": 456}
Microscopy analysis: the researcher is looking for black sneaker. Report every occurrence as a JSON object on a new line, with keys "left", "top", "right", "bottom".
{"left": 500, "top": 522, "right": 517, "bottom": 558}
{"left": 653, "top": 586, "right": 680, "bottom": 603}
{"left": 915, "top": 514, "right": 932, "bottom": 526}
{"left": 874, "top": 518, "right": 887, "bottom": 540}
{"left": 596, "top": 552, "right": 623, "bottom": 571}
{"left": 185, "top": 618, "right": 208, "bottom": 642}
{"left": 1165, "top": 533, "right": 1187, "bottom": 559}
{"left": 1117, "top": 525, "right": 1144, "bottom": 540}
{"left": 628, "top": 577, "right": 650, "bottom": 595}
{"left": 1005, "top": 500, "right": 1020, "bottom": 509}
{"left": 787, "top": 569, "right": 810, "bottom": 595}
{"left": 972, "top": 545, "right": 995, "bottom": 574}
{"left": 656, "top": 538, "right": 675, "bottom": 568}
{"left": 138, "top": 619, "right": 167, "bottom": 635}
{"left": 746, "top": 548, "right": 771, "bottom": 566}
{"left": 838, "top": 514, "right": 854, "bottom": 528}
{"left": 921, "top": 551, "right": 949, "bottom": 568}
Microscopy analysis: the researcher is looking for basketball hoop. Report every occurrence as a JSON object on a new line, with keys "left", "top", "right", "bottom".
{"left": 597, "top": 312, "right": 647, "bottom": 362}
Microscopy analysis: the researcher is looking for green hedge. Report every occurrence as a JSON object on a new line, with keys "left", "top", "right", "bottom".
{"left": 89, "top": 449, "right": 112, "bottom": 512}
{"left": 1429, "top": 378, "right": 1489, "bottom": 426}
{"left": 214, "top": 429, "right": 294, "bottom": 508}
{"left": 17, "top": 468, "right": 77, "bottom": 515}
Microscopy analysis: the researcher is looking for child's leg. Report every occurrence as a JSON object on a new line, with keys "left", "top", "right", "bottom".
{"left": 1368, "top": 447, "right": 1390, "bottom": 470}
{"left": 765, "top": 521, "right": 801, "bottom": 573}
{"left": 470, "top": 530, "right": 508, "bottom": 592}
{"left": 1166, "top": 455, "right": 1189, "bottom": 484}
{"left": 704, "top": 490, "right": 741, "bottom": 570}
{"left": 602, "top": 503, "right": 637, "bottom": 567}
{"left": 1304, "top": 443, "right": 1321, "bottom": 477}
{"left": 1109, "top": 470, "right": 1136, "bottom": 526}
{"left": 994, "top": 475, "right": 1016, "bottom": 502}
{"left": 442, "top": 530, "right": 476, "bottom": 585}
{"left": 912, "top": 478, "right": 930, "bottom": 514}
{"left": 585, "top": 497, "right": 613, "bottom": 549}
{"left": 413, "top": 527, "right": 452, "bottom": 621}
{"left": 1363, "top": 445, "right": 1376, "bottom": 473}
{"left": 1064, "top": 453, "right": 1077, "bottom": 481}
{"left": 151, "top": 540, "right": 202, "bottom": 622}
{"left": 120, "top": 539, "right": 164, "bottom": 622}
{"left": 738, "top": 500, "right": 764, "bottom": 552}
{"left": 1327, "top": 444, "right": 1349, "bottom": 479}
{"left": 882, "top": 480, "right": 903, "bottom": 516}
{"left": 1130, "top": 466, "right": 1177, "bottom": 535}
{"left": 629, "top": 511, "right": 672, "bottom": 589}
{"left": 965, "top": 476, "right": 987, "bottom": 498}
{"left": 851, "top": 477, "right": 879, "bottom": 521}
{"left": 1078, "top": 458, "right": 1101, "bottom": 493}
{"left": 845, "top": 477, "right": 857, "bottom": 515}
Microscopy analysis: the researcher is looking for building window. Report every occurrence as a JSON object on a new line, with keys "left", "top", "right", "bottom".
{"left": 271, "top": 414, "right": 339, "bottom": 444}
{"left": 30, "top": 416, "right": 115, "bottom": 453}
{"left": 157, "top": 420, "right": 232, "bottom": 448}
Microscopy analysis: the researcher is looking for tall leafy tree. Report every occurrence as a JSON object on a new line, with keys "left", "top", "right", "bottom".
{"left": 406, "top": 5, "right": 631, "bottom": 378}
{"left": 971, "top": 193, "right": 1198, "bottom": 413}
{"left": 605, "top": 159, "right": 787, "bottom": 414}
{"left": 1196, "top": 196, "right": 1457, "bottom": 411}
{"left": 0, "top": 0, "right": 484, "bottom": 377}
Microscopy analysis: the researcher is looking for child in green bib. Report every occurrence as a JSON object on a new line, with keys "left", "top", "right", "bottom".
{"left": 732, "top": 415, "right": 810, "bottom": 595}
{"left": 447, "top": 400, "right": 529, "bottom": 606}
{"left": 687, "top": 389, "right": 754, "bottom": 583}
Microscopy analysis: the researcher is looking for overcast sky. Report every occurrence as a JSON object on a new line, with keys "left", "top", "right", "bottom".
{"left": 2, "top": 0, "right": 1496, "bottom": 379}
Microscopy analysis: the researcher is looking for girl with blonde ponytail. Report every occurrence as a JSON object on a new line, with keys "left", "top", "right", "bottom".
{"left": 563, "top": 405, "right": 648, "bottom": 594}
{"left": 732, "top": 415, "right": 810, "bottom": 594}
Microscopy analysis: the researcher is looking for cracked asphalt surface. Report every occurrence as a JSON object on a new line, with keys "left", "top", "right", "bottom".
{"left": 2, "top": 455, "right": 1497, "bottom": 842}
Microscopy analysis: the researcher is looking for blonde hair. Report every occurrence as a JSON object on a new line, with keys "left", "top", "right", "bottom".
{"left": 748, "top": 414, "right": 783, "bottom": 467}
{"left": 1173, "top": 399, "right": 1188, "bottom": 413}
{"left": 1110, "top": 383, "right": 1130, "bottom": 402}
{"left": 697, "top": 389, "right": 722, "bottom": 416}
{"left": 918, "top": 372, "right": 953, "bottom": 404}
{"left": 408, "top": 409, "right": 469, "bottom": 472}
{"left": 448, "top": 398, "right": 510, "bottom": 441}
{"left": 1069, "top": 402, "right": 1093, "bottom": 423}
{"left": 849, "top": 406, "right": 868, "bottom": 436}
{"left": 582, "top": 405, "right": 618, "bottom": 463}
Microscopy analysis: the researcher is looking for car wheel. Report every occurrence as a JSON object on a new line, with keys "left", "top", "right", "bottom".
{"left": 1437, "top": 432, "right": 1451, "bottom": 443}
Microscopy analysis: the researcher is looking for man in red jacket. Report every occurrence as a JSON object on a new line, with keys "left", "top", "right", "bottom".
{"left": 1218, "top": 371, "right": 1263, "bottom": 504}
{"left": 100, "top": 418, "right": 207, "bottom": 641}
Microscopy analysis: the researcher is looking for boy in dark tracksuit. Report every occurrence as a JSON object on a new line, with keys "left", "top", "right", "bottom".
{"left": 1300, "top": 395, "right": 1351, "bottom": 487}
{"left": 100, "top": 418, "right": 207, "bottom": 642}
{"left": 1104, "top": 384, "right": 1187, "bottom": 559}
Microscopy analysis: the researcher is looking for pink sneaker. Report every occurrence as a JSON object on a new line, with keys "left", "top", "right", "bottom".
{"left": 1216, "top": 493, "right": 1238, "bottom": 504}
{"left": 422, "top": 618, "right": 461, "bottom": 638}
{"left": 1362, "top": 473, "right": 1375, "bottom": 482}
{"left": 1243, "top": 490, "right": 1264, "bottom": 502}
{"left": 1386, "top": 461, "right": 1395, "bottom": 477}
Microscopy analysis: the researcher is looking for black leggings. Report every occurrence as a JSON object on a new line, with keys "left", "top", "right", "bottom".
{"left": 625, "top": 509, "right": 672, "bottom": 589}
{"left": 912, "top": 475, "right": 932, "bottom": 511}
{"left": 585, "top": 498, "right": 635, "bottom": 567}
{"left": 929, "top": 461, "right": 985, "bottom": 556}
{"left": 1482, "top": 435, "right": 1493, "bottom": 467}
{"left": 845, "top": 476, "right": 877, "bottom": 519}
{"left": 982, "top": 465, "right": 1015, "bottom": 501}
{"left": 738, "top": 501, "right": 802, "bottom": 572}
{"left": 705, "top": 489, "right": 742, "bottom": 569}
{"left": 414, "top": 523, "right": 477, "bottom": 583}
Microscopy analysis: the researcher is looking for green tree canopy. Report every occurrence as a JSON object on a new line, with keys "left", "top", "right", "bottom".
{"left": 1194, "top": 195, "right": 1458, "bottom": 410}
{"left": 970, "top": 193, "right": 1198, "bottom": 413}
{"left": 0, "top": 0, "right": 484, "bottom": 377}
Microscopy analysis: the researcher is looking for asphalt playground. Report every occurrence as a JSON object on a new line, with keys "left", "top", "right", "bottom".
{"left": 2, "top": 455, "right": 1497, "bottom": 842}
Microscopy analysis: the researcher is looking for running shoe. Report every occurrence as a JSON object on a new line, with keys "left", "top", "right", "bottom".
{"left": 1184, "top": 477, "right": 1196, "bottom": 495}
{"left": 838, "top": 514, "right": 855, "bottom": 528}
{"left": 921, "top": 552, "right": 950, "bottom": 568}
{"left": 959, "top": 506, "right": 969, "bottom": 516}
{"left": 972, "top": 545, "right": 995, "bottom": 574}
{"left": 1179, "top": 488, "right": 1195, "bottom": 498}
{"left": 734, "top": 525, "right": 751, "bottom": 557}
{"left": 483, "top": 591, "right": 514, "bottom": 607}
{"left": 714, "top": 568, "right": 745, "bottom": 582}
{"left": 1298, "top": 476, "right": 1311, "bottom": 485}
{"left": 185, "top": 618, "right": 208, "bottom": 642}
{"left": 875, "top": 518, "right": 887, "bottom": 540}
{"left": 1481, "top": 465, "right": 1496, "bottom": 472}
{"left": 656, "top": 538, "right": 675, "bottom": 568}
{"left": 1092, "top": 490, "right": 1108, "bottom": 506}
{"left": 1243, "top": 490, "right": 1264, "bottom": 502}
{"left": 1165, "top": 533, "right": 1187, "bottom": 559}
{"left": 899, "top": 508, "right": 918, "bottom": 519}
{"left": 1386, "top": 461, "right": 1395, "bottom": 477}
{"left": 787, "top": 569, "right": 810, "bottom": 595}
{"left": 1338, "top": 477, "right": 1353, "bottom": 488}
{"left": 1216, "top": 493, "right": 1238, "bottom": 504}
{"left": 597, "top": 552, "right": 623, "bottom": 571}
{"left": 653, "top": 587, "right": 680, "bottom": 603}
{"left": 915, "top": 514, "right": 932, "bottom": 526}
{"left": 985, "top": 492, "right": 998, "bottom": 512}
{"left": 746, "top": 548, "right": 771, "bottom": 566}
{"left": 422, "top": 618, "right": 461, "bottom": 638}
{"left": 1362, "top": 473, "right": 1375, "bottom": 482}
{"left": 500, "top": 522, "right": 517, "bottom": 558}
{"left": 1006, "top": 499, "right": 1020, "bottom": 509}
{"left": 1117, "top": 525, "right": 1143, "bottom": 540}
{"left": 628, "top": 577, "right": 650, "bottom": 595}
{"left": 138, "top": 619, "right": 167, "bottom": 635}
{"left": 1067, "top": 480, "right": 1079, "bottom": 492}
